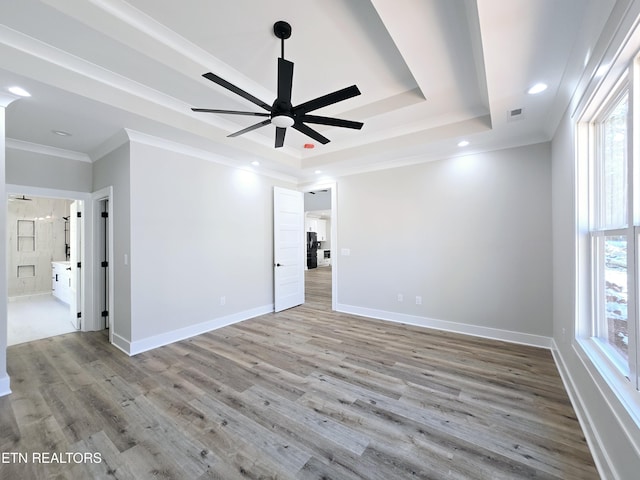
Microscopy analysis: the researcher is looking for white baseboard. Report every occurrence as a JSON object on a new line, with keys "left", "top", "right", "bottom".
{"left": 111, "top": 333, "right": 132, "bottom": 356}
{"left": 336, "top": 304, "right": 552, "bottom": 349}
{"left": 125, "top": 304, "right": 273, "bottom": 356}
{"left": 0, "top": 374, "right": 12, "bottom": 397}
{"left": 550, "top": 340, "right": 614, "bottom": 479}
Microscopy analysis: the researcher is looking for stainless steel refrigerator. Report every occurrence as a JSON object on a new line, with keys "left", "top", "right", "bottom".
{"left": 307, "top": 232, "right": 318, "bottom": 269}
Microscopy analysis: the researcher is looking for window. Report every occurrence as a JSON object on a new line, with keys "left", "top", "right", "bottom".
{"left": 580, "top": 61, "right": 638, "bottom": 395}
{"left": 591, "top": 85, "right": 631, "bottom": 373}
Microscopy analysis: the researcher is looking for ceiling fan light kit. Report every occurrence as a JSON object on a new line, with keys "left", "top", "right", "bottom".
{"left": 192, "top": 20, "right": 363, "bottom": 148}
{"left": 271, "top": 114, "right": 295, "bottom": 128}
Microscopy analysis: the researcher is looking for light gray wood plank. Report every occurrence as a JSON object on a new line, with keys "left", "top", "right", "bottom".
{"left": 243, "top": 384, "right": 371, "bottom": 455}
{"left": 190, "top": 393, "right": 312, "bottom": 473}
{"left": 0, "top": 266, "right": 598, "bottom": 479}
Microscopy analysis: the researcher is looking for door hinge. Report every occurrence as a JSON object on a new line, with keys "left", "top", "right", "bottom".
{"left": 101, "top": 211, "right": 109, "bottom": 218}
{"left": 101, "top": 261, "right": 108, "bottom": 268}
{"left": 77, "top": 211, "right": 82, "bottom": 218}
{"left": 77, "top": 312, "right": 81, "bottom": 319}
{"left": 77, "top": 262, "right": 81, "bottom": 268}
{"left": 101, "top": 311, "right": 109, "bottom": 317}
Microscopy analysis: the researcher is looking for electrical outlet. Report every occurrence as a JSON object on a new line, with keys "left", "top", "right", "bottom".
{"left": 397, "top": 294, "right": 403, "bottom": 302}
{"left": 416, "top": 296, "right": 422, "bottom": 305}
{"left": 220, "top": 296, "right": 226, "bottom": 306}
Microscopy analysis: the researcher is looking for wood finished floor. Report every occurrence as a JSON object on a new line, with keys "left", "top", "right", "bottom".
{"left": 0, "top": 266, "right": 598, "bottom": 479}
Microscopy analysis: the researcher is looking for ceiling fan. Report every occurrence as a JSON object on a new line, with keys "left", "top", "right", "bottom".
{"left": 191, "top": 20, "right": 364, "bottom": 148}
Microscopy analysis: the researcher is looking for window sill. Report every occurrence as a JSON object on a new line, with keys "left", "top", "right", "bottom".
{"left": 575, "top": 337, "right": 640, "bottom": 429}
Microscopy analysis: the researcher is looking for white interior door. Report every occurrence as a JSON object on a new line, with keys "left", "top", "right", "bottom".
{"left": 69, "top": 201, "right": 81, "bottom": 329}
{"left": 274, "top": 187, "right": 304, "bottom": 312}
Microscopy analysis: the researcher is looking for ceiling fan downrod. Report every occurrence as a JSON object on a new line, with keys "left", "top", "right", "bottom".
{"left": 273, "top": 21, "right": 291, "bottom": 59}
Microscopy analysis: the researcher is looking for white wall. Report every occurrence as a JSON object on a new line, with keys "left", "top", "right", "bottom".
{"left": 304, "top": 190, "right": 331, "bottom": 211}
{"left": 6, "top": 148, "right": 92, "bottom": 192}
{"left": 126, "top": 140, "right": 295, "bottom": 353}
{"left": 336, "top": 142, "right": 552, "bottom": 344}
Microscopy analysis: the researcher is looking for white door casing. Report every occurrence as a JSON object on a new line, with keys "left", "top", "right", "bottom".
{"left": 273, "top": 187, "right": 304, "bottom": 312}
{"left": 69, "top": 200, "right": 81, "bottom": 330}
{"left": 92, "top": 186, "right": 114, "bottom": 340}
{"left": 100, "top": 199, "right": 110, "bottom": 330}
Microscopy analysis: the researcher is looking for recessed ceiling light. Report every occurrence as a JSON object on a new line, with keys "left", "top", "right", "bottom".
{"left": 457, "top": 140, "right": 470, "bottom": 147}
{"left": 52, "top": 130, "right": 71, "bottom": 136}
{"left": 8, "top": 86, "right": 31, "bottom": 97}
{"left": 251, "top": 161, "right": 260, "bottom": 166}
{"left": 315, "top": 170, "right": 322, "bottom": 174}
{"left": 527, "top": 83, "right": 548, "bottom": 95}
{"left": 596, "top": 64, "right": 610, "bottom": 78}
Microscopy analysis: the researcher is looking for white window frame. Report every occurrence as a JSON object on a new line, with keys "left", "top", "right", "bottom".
{"left": 576, "top": 50, "right": 640, "bottom": 426}
{"left": 589, "top": 79, "right": 633, "bottom": 378}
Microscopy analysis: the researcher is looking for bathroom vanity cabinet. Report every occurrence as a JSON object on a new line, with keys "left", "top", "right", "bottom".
{"left": 52, "top": 261, "right": 71, "bottom": 304}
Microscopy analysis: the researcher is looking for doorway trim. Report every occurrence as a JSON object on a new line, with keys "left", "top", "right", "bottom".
{"left": 92, "top": 186, "right": 114, "bottom": 344}
{"left": 302, "top": 181, "right": 338, "bottom": 311}
{"left": 6, "top": 184, "right": 94, "bottom": 331}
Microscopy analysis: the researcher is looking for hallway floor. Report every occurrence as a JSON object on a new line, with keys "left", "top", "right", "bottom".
{"left": 7, "top": 294, "right": 77, "bottom": 346}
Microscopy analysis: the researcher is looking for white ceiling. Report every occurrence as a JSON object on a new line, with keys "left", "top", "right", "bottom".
{"left": 0, "top": 0, "right": 615, "bottom": 182}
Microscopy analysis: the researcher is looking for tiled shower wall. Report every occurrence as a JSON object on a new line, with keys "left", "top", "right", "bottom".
{"left": 7, "top": 196, "right": 72, "bottom": 297}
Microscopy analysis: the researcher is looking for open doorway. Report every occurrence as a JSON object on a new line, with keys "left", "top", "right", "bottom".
{"left": 6, "top": 193, "right": 83, "bottom": 345}
{"left": 304, "top": 185, "right": 337, "bottom": 310}
{"left": 92, "top": 186, "right": 114, "bottom": 345}
{"left": 97, "top": 198, "right": 110, "bottom": 331}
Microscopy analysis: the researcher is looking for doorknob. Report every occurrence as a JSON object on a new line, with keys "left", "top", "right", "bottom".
{"left": 275, "top": 263, "right": 282, "bottom": 267}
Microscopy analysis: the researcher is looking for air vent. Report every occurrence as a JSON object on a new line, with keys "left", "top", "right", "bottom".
{"left": 508, "top": 108, "right": 524, "bottom": 121}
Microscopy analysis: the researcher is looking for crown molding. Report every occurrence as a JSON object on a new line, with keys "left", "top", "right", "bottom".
{"left": 0, "top": 92, "right": 20, "bottom": 108}
{"left": 5, "top": 138, "right": 91, "bottom": 162}
{"left": 41, "top": 0, "right": 274, "bottom": 105}
{"left": 89, "top": 129, "right": 130, "bottom": 161}
{"left": 0, "top": 24, "right": 206, "bottom": 131}
{"left": 124, "top": 129, "right": 298, "bottom": 184}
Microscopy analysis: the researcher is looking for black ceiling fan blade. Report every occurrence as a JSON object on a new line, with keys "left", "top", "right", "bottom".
{"left": 299, "top": 114, "right": 363, "bottom": 130}
{"left": 275, "top": 127, "right": 286, "bottom": 148}
{"left": 228, "top": 118, "right": 272, "bottom": 138}
{"left": 202, "top": 72, "right": 272, "bottom": 111}
{"left": 292, "top": 122, "right": 330, "bottom": 145}
{"left": 191, "top": 108, "right": 270, "bottom": 117}
{"left": 293, "top": 85, "right": 361, "bottom": 115}
{"left": 277, "top": 58, "right": 294, "bottom": 104}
